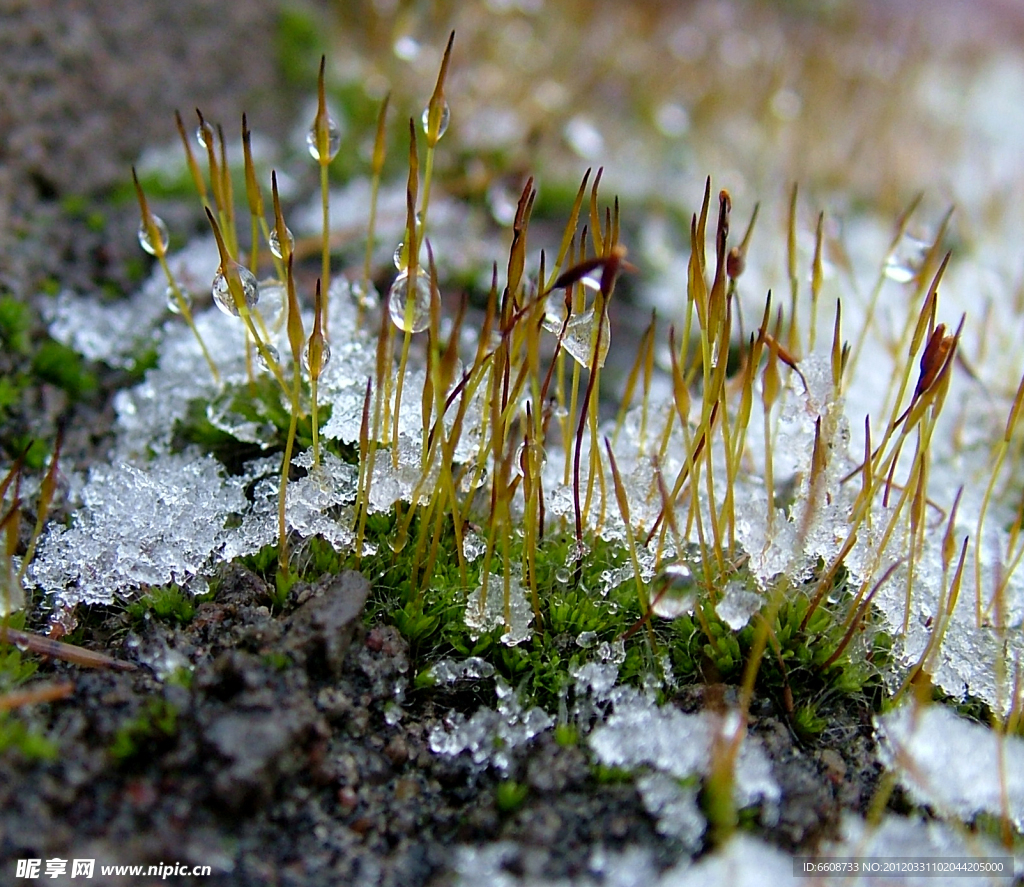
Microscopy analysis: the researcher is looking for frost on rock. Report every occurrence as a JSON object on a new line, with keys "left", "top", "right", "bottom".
{"left": 876, "top": 702, "right": 1024, "bottom": 830}
{"left": 28, "top": 450, "right": 247, "bottom": 606}
{"left": 465, "top": 569, "right": 534, "bottom": 646}
{"left": 428, "top": 677, "right": 553, "bottom": 772}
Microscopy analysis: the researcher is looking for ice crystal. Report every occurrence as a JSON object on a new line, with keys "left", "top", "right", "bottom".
{"left": 428, "top": 676, "right": 552, "bottom": 772}
{"left": 428, "top": 656, "right": 496, "bottom": 684}
{"left": 28, "top": 450, "right": 247, "bottom": 605}
{"left": 465, "top": 569, "right": 533, "bottom": 646}
{"left": 715, "top": 582, "right": 763, "bottom": 631}
{"left": 659, "top": 834, "right": 797, "bottom": 887}
{"left": 44, "top": 237, "right": 219, "bottom": 369}
{"left": 827, "top": 812, "right": 1021, "bottom": 878}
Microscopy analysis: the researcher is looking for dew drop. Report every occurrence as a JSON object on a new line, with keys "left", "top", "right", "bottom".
{"left": 302, "top": 338, "right": 331, "bottom": 375}
{"left": 651, "top": 562, "right": 697, "bottom": 619}
{"left": 212, "top": 262, "right": 260, "bottom": 317}
{"left": 576, "top": 630, "right": 597, "bottom": 649}
{"left": 394, "top": 241, "right": 406, "bottom": 271}
{"left": 306, "top": 115, "right": 341, "bottom": 162}
{"left": 388, "top": 268, "right": 431, "bottom": 333}
{"left": 387, "top": 525, "right": 408, "bottom": 554}
{"left": 196, "top": 121, "right": 215, "bottom": 150}
{"left": 268, "top": 226, "right": 294, "bottom": 260}
{"left": 555, "top": 567, "right": 571, "bottom": 585}
{"left": 421, "top": 99, "right": 451, "bottom": 140}
{"left": 257, "top": 344, "right": 280, "bottom": 372}
{"left": 514, "top": 441, "right": 546, "bottom": 479}
{"left": 138, "top": 215, "right": 169, "bottom": 256}
{"left": 165, "top": 285, "right": 193, "bottom": 316}
{"left": 459, "top": 466, "right": 487, "bottom": 493}
{"left": 884, "top": 233, "right": 931, "bottom": 284}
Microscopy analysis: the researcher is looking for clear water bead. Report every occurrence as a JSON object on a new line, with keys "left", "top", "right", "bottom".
{"left": 651, "top": 562, "right": 697, "bottom": 619}
{"left": 393, "top": 241, "right": 406, "bottom": 271}
{"left": 196, "top": 122, "right": 215, "bottom": 150}
{"left": 165, "top": 285, "right": 193, "bottom": 316}
{"left": 212, "top": 262, "right": 260, "bottom": 317}
{"left": 138, "top": 215, "right": 169, "bottom": 256}
{"left": 302, "top": 338, "right": 331, "bottom": 375}
{"left": 257, "top": 344, "right": 279, "bottom": 372}
{"left": 421, "top": 99, "right": 451, "bottom": 140}
{"left": 514, "top": 441, "right": 546, "bottom": 479}
{"left": 388, "top": 268, "right": 431, "bottom": 333}
{"left": 884, "top": 233, "right": 931, "bottom": 284}
{"left": 268, "top": 226, "right": 294, "bottom": 260}
{"left": 306, "top": 115, "right": 341, "bottom": 162}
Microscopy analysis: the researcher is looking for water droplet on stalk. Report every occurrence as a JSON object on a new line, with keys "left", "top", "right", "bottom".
{"left": 421, "top": 99, "right": 451, "bottom": 140}
{"left": 138, "top": 215, "right": 169, "bottom": 256}
{"left": 212, "top": 262, "right": 260, "bottom": 317}
{"left": 651, "top": 562, "right": 697, "bottom": 619}
{"left": 388, "top": 268, "right": 431, "bottom": 333}
{"left": 884, "top": 233, "right": 931, "bottom": 283}
{"left": 514, "top": 441, "right": 546, "bottom": 478}
{"left": 165, "top": 285, "right": 192, "bottom": 315}
{"left": 257, "top": 344, "right": 279, "bottom": 372}
{"left": 302, "top": 338, "right": 331, "bottom": 375}
{"left": 268, "top": 226, "right": 294, "bottom": 260}
{"left": 306, "top": 115, "right": 341, "bottom": 162}
{"left": 196, "top": 122, "right": 215, "bottom": 149}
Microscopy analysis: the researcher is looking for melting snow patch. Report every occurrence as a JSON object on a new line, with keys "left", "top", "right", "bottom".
{"left": 589, "top": 688, "right": 780, "bottom": 814}
{"left": 825, "top": 812, "right": 1020, "bottom": 885}
{"left": 876, "top": 702, "right": 1024, "bottom": 830}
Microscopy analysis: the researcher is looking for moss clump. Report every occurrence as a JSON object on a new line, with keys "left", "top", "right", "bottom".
{"left": 108, "top": 696, "right": 179, "bottom": 763}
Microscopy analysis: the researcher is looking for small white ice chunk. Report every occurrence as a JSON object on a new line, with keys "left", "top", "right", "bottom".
{"left": 428, "top": 656, "right": 496, "bottom": 684}
{"left": 715, "top": 582, "right": 763, "bottom": 630}
{"left": 428, "top": 677, "right": 552, "bottom": 772}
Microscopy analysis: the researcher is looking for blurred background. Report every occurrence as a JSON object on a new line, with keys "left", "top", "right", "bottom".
{"left": 4, "top": 0, "right": 1024, "bottom": 331}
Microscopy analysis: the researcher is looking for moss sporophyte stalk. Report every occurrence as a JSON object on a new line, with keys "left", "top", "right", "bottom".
{"left": 9, "top": 30, "right": 1024, "bottom": 854}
